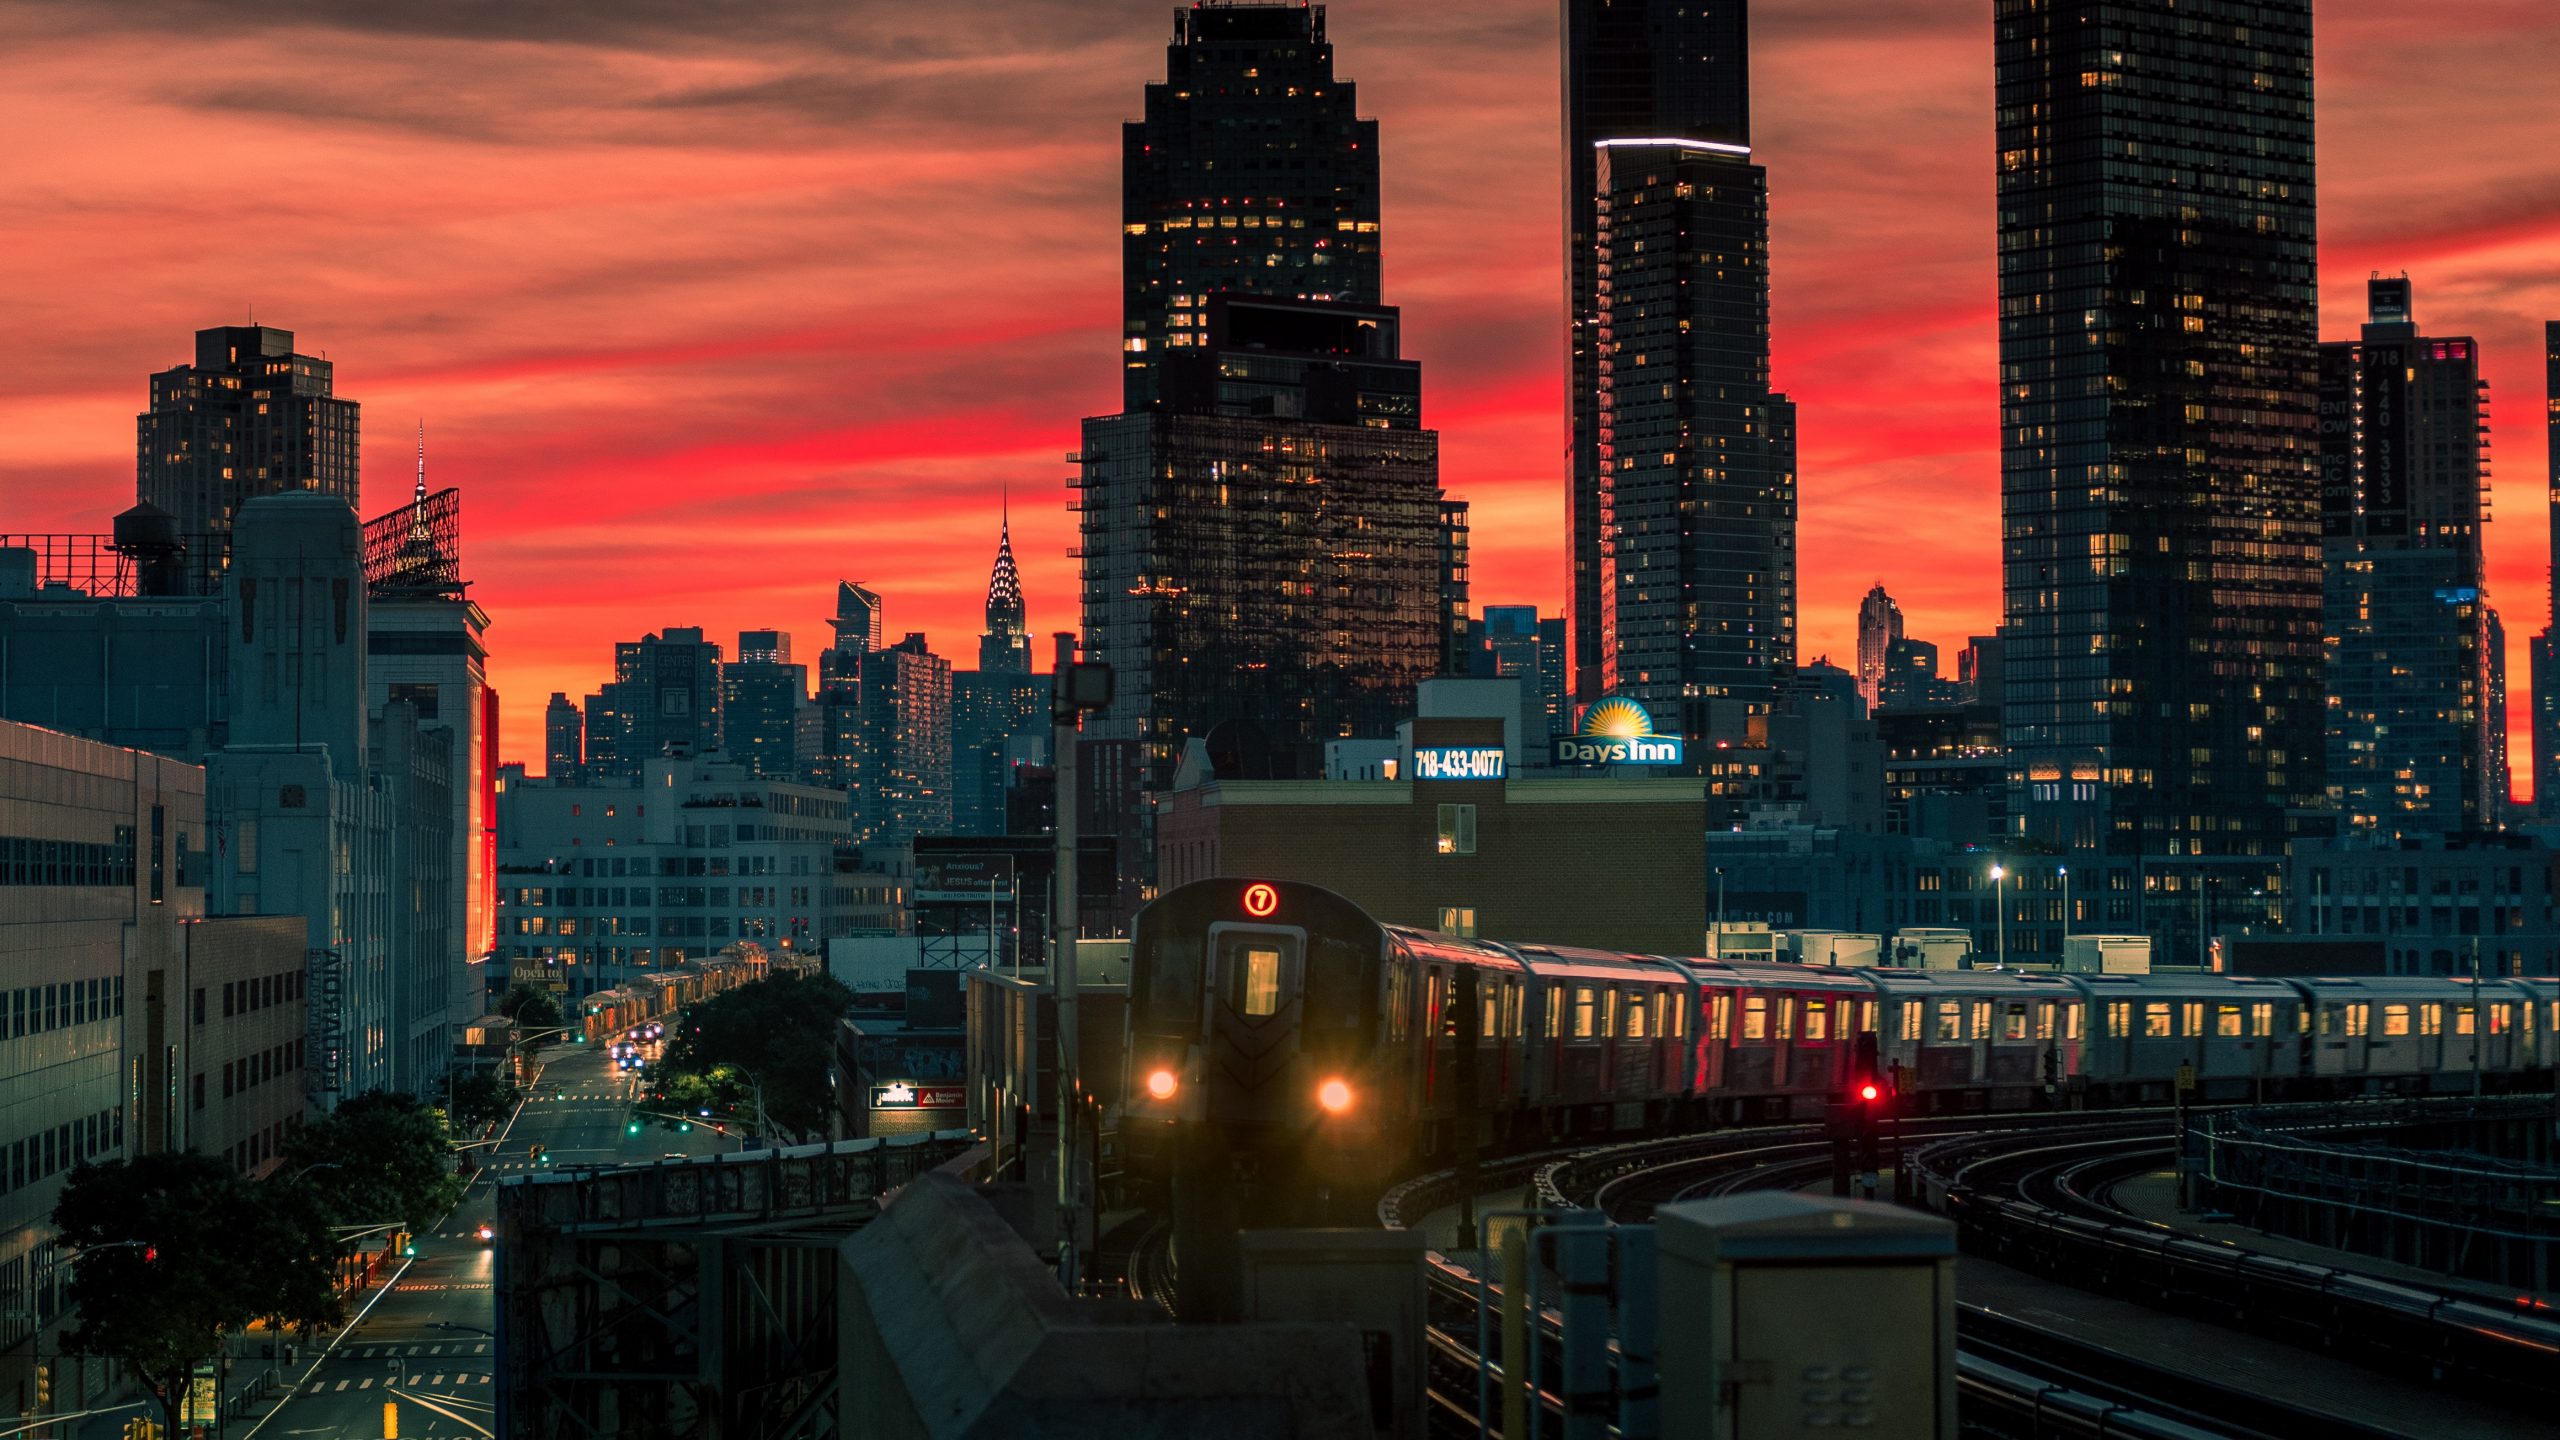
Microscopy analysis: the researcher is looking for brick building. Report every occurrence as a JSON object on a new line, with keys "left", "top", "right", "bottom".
{"left": 1156, "top": 717, "right": 1706, "bottom": 952}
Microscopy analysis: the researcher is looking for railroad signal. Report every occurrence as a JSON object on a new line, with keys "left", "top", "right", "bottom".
{"left": 1849, "top": 1032, "right": 1884, "bottom": 1107}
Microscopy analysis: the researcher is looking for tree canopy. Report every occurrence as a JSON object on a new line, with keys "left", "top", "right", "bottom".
{"left": 496, "top": 983, "right": 564, "bottom": 1030}
{"left": 654, "top": 973, "right": 854, "bottom": 1142}
{"left": 56, "top": 1152, "right": 338, "bottom": 1432}
{"left": 279, "top": 1090, "right": 467, "bottom": 1233}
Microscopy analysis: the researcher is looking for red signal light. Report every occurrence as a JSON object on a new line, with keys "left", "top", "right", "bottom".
{"left": 1242, "top": 882, "right": 1280, "bottom": 918}
{"left": 1859, "top": 1083, "right": 1880, "bottom": 1103}
{"left": 142, "top": 1245, "right": 159, "bottom": 1264}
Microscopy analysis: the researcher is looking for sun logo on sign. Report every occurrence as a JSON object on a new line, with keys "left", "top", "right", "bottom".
{"left": 1579, "top": 696, "right": 1656, "bottom": 739}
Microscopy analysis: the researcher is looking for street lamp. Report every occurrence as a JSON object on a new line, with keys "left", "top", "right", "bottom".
{"left": 1989, "top": 864, "right": 2007, "bottom": 969}
{"left": 2058, "top": 865, "right": 2070, "bottom": 946}
{"left": 1713, "top": 867, "right": 1727, "bottom": 952}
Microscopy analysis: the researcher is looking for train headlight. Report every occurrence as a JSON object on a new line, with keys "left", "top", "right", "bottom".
{"left": 1146, "top": 1068, "right": 1179, "bottom": 1101}
{"left": 1316, "top": 1078, "right": 1354, "bottom": 1115}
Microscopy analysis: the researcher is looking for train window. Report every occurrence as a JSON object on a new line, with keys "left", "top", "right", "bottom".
{"left": 1971, "top": 1001, "right": 1992, "bottom": 1041}
{"left": 1143, "top": 934, "right": 1205, "bottom": 1028}
{"left": 1573, "top": 988, "right": 1597, "bottom": 1039}
{"left": 1899, "top": 1002, "right": 1921, "bottom": 1042}
{"left": 1480, "top": 986, "right": 1500, "bottom": 1041}
{"left": 2216, "top": 1005, "right": 2244, "bottom": 1038}
{"left": 1602, "top": 990, "right": 1620, "bottom": 1039}
{"left": 2317, "top": 1006, "right": 2333, "bottom": 1037}
{"left": 2347, "top": 1004, "right": 2372, "bottom": 1039}
{"left": 2250, "top": 1003, "right": 2273, "bottom": 1038}
{"left": 1776, "top": 998, "right": 1794, "bottom": 1040}
{"left": 2067, "top": 1004, "right": 2083, "bottom": 1040}
{"left": 1803, "top": 1002, "right": 1828, "bottom": 1042}
{"left": 1503, "top": 982, "right": 1523, "bottom": 1039}
{"left": 1859, "top": 1000, "right": 1875, "bottom": 1035}
{"left": 1656, "top": 992, "right": 1672, "bottom": 1040}
{"left": 1305, "top": 934, "right": 1370, "bottom": 1034}
{"left": 1228, "top": 946, "right": 1284, "bottom": 1018}
{"left": 1741, "top": 997, "right": 1768, "bottom": 1041}
{"left": 1544, "top": 986, "right": 1562, "bottom": 1039}
{"left": 2380, "top": 1004, "right": 2410, "bottom": 1038}
{"left": 2490, "top": 1004, "right": 2512, "bottom": 1036}
{"left": 2002, "top": 1005, "right": 2028, "bottom": 1041}
{"left": 2035, "top": 1003, "right": 2055, "bottom": 1041}
{"left": 1387, "top": 958, "right": 1410, "bottom": 1043}
{"left": 2142, "top": 1004, "right": 2172, "bottom": 1039}
{"left": 2454, "top": 1004, "right": 2476, "bottom": 1036}
{"left": 2106, "top": 1002, "right": 2130, "bottom": 1038}
{"left": 1933, "top": 1001, "right": 1962, "bottom": 1042}
{"left": 1626, "top": 993, "right": 1649, "bottom": 1039}
{"left": 2421, "top": 1003, "right": 2443, "bottom": 1037}
{"left": 1712, "top": 994, "right": 1732, "bottom": 1041}
{"left": 2181, "top": 1003, "right": 2203, "bottom": 1037}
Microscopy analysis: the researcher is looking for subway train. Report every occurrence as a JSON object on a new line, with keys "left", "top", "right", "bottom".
{"left": 1121, "top": 877, "right": 2560, "bottom": 1240}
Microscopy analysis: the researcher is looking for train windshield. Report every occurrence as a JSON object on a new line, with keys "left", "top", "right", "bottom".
{"left": 1303, "top": 933, "right": 1372, "bottom": 1035}
{"left": 1141, "top": 932, "right": 1203, "bottom": 1029}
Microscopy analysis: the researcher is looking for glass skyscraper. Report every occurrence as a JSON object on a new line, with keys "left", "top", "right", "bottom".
{"left": 1120, "top": 3, "right": 1379, "bottom": 410}
{"left": 1995, "top": 0, "right": 2321, "bottom": 949}
{"left": 1563, "top": 0, "right": 1751, "bottom": 705}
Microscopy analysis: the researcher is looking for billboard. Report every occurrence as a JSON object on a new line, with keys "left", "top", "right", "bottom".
{"left": 1552, "top": 696, "right": 1684, "bottom": 766}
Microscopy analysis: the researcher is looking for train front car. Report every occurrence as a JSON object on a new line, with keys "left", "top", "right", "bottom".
{"left": 1125, "top": 877, "right": 1393, "bottom": 1320}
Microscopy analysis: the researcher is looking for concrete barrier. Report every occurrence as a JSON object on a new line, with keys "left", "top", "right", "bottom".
{"left": 840, "top": 1173, "right": 1378, "bottom": 1439}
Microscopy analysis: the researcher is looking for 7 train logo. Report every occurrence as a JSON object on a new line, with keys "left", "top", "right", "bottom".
{"left": 1551, "top": 696, "right": 1684, "bottom": 766}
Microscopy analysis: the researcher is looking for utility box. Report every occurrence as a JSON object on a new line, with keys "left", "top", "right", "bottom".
{"left": 1893, "top": 928, "right": 1971, "bottom": 970}
{"left": 2063, "top": 934, "right": 2151, "bottom": 974}
{"left": 1656, "top": 1193, "right": 1956, "bottom": 1440}
{"left": 1240, "top": 1229, "right": 1427, "bottom": 1440}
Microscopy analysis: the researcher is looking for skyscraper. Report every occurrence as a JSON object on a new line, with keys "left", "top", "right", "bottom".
{"left": 1564, "top": 0, "right": 1752, "bottom": 704}
{"left": 1120, "top": 3, "right": 1380, "bottom": 410}
{"left": 979, "top": 506, "right": 1032, "bottom": 675}
{"left": 722, "top": 629, "right": 810, "bottom": 781}
{"left": 851, "top": 633, "right": 952, "bottom": 854}
{"left": 1592, "top": 135, "right": 1791, "bottom": 739}
{"left": 2535, "top": 323, "right": 2560, "bottom": 820}
{"left": 2321, "top": 278, "right": 2494, "bottom": 838}
{"left": 1995, "top": 0, "right": 2320, "bottom": 945}
{"left": 544, "top": 692, "right": 583, "bottom": 781}
{"left": 138, "top": 325, "right": 360, "bottom": 587}
{"left": 583, "top": 628, "right": 723, "bottom": 780}
{"left": 1856, "top": 583, "right": 1904, "bottom": 713}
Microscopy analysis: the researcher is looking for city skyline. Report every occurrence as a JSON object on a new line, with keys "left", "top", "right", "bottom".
{"left": 7, "top": 2, "right": 2558, "bottom": 789}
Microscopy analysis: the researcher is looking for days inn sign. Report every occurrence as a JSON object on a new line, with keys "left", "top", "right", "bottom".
{"left": 1552, "top": 697, "right": 1684, "bottom": 767}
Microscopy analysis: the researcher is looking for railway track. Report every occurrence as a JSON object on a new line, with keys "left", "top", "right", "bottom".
{"left": 1392, "top": 1112, "right": 2436, "bottom": 1440}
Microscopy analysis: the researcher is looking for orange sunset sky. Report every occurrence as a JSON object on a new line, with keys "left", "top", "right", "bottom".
{"left": 7, "top": 1, "right": 2558, "bottom": 792}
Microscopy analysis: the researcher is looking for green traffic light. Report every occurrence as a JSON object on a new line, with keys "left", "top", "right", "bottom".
{"left": 625, "top": 1121, "right": 641, "bottom": 1136}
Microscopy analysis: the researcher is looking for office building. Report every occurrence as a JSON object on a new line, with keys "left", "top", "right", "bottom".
{"left": 180, "top": 915, "right": 314, "bottom": 1179}
{"left": 2292, "top": 831, "right": 2560, "bottom": 976}
{"left": 1592, "top": 134, "right": 1791, "bottom": 739}
{"left": 723, "top": 629, "right": 810, "bottom": 782}
{"left": 1440, "top": 499, "right": 1473, "bottom": 677}
{"left": 2534, "top": 323, "right": 2560, "bottom": 820}
{"left": 849, "top": 635, "right": 953, "bottom": 855}
{"left": 1857, "top": 584, "right": 1903, "bottom": 713}
{"left": 1564, "top": 0, "right": 1752, "bottom": 704}
{"left": 1479, "top": 605, "right": 1566, "bottom": 747}
{"left": 2321, "top": 277, "right": 2494, "bottom": 838}
{"left": 545, "top": 692, "right": 583, "bottom": 781}
{"left": 1082, "top": 296, "right": 1447, "bottom": 782}
{"left": 1877, "top": 637, "right": 1959, "bottom": 712}
{"left": 1995, "top": 0, "right": 2321, "bottom": 954}
{"left": 952, "top": 520, "right": 1047, "bottom": 837}
{"left": 978, "top": 511, "right": 1031, "bottom": 676}
{"left": 137, "top": 325, "right": 359, "bottom": 588}
{"left": 584, "top": 627, "right": 723, "bottom": 781}
{"left": 493, "top": 755, "right": 858, "bottom": 999}
{"left": 1119, "top": 2, "right": 1380, "bottom": 410}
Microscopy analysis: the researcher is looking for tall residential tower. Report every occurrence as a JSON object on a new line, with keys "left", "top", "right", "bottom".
{"left": 2534, "top": 323, "right": 2560, "bottom": 819}
{"left": 1995, "top": 0, "right": 2321, "bottom": 958}
{"left": 138, "top": 325, "right": 360, "bottom": 588}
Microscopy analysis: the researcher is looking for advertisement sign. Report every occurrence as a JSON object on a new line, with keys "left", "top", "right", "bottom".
{"left": 1413, "top": 746, "right": 1506, "bottom": 781}
{"left": 1551, "top": 697, "right": 1684, "bottom": 766}
{"left": 870, "top": 1081, "right": 966, "bottom": 1110}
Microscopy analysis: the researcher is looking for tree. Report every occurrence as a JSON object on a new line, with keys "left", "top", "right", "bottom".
{"left": 279, "top": 1091, "right": 467, "bottom": 1233}
{"left": 448, "top": 1068, "right": 520, "bottom": 1133}
{"left": 56, "top": 1153, "right": 338, "bottom": 1435}
{"left": 656, "top": 973, "right": 855, "bottom": 1142}
{"left": 495, "top": 984, "right": 564, "bottom": 1031}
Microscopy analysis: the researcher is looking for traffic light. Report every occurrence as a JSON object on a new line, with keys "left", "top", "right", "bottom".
{"left": 397, "top": 1231, "right": 416, "bottom": 1257}
{"left": 35, "top": 1361, "right": 50, "bottom": 1407}
{"left": 625, "top": 1119, "right": 643, "bottom": 1137}
{"left": 141, "top": 1244, "right": 160, "bottom": 1264}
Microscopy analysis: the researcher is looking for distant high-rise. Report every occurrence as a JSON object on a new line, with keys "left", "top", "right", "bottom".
{"left": 2535, "top": 323, "right": 2560, "bottom": 819}
{"left": 979, "top": 508, "right": 1031, "bottom": 675}
{"left": 584, "top": 628, "right": 723, "bottom": 780}
{"left": 1439, "top": 499, "right": 1473, "bottom": 676}
{"left": 851, "top": 633, "right": 952, "bottom": 853}
{"left": 1996, "top": 0, "right": 2320, "bottom": 949}
{"left": 1082, "top": 295, "right": 1446, "bottom": 779}
{"left": 827, "top": 582, "right": 885, "bottom": 672}
{"left": 1120, "top": 2, "right": 1380, "bottom": 410}
{"left": 1593, "top": 135, "right": 1790, "bottom": 738}
{"left": 1480, "top": 604, "right": 1565, "bottom": 747}
{"left": 723, "top": 629, "right": 809, "bottom": 781}
{"left": 544, "top": 692, "right": 583, "bottom": 781}
{"left": 2321, "top": 278, "right": 2494, "bottom": 838}
{"left": 1564, "top": 0, "right": 1752, "bottom": 704}
{"left": 1856, "top": 584, "right": 1904, "bottom": 712}
{"left": 138, "top": 325, "right": 360, "bottom": 588}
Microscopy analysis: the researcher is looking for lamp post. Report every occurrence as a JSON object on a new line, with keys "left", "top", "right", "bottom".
{"left": 1989, "top": 864, "right": 2007, "bottom": 969}
{"left": 2058, "top": 865, "right": 2070, "bottom": 947}
{"left": 1713, "top": 867, "right": 1727, "bottom": 953}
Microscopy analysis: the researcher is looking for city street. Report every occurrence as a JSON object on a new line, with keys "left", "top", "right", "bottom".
{"left": 220, "top": 1037, "right": 725, "bottom": 1440}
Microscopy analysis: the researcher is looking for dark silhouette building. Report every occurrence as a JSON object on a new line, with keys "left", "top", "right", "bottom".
{"left": 544, "top": 691, "right": 583, "bottom": 781}
{"left": 722, "top": 629, "right": 810, "bottom": 781}
{"left": 2321, "top": 277, "right": 2496, "bottom": 837}
{"left": 2535, "top": 323, "right": 2560, "bottom": 820}
{"left": 1995, "top": 0, "right": 2321, "bottom": 950}
{"left": 1564, "top": 0, "right": 1752, "bottom": 704}
{"left": 1119, "top": 2, "right": 1380, "bottom": 410}
{"left": 584, "top": 627, "right": 723, "bottom": 780}
{"left": 138, "top": 325, "right": 360, "bottom": 588}
{"left": 1593, "top": 135, "right": 1793, "bottom": 739}
{"left": 978, "top": 504, "right": 1032, "bottom": 675}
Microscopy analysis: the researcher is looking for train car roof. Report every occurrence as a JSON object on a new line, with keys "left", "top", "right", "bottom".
{"left": 1855, "top": 967, "right": 2082, "bottom": 994}
{"left": 1696, "top": 959, "right": 1887, "bottom": 992}
{"left": 2288, "top": 974, "right": 2541, "bottom": 1000}
{"left": 2060, "top": 971, "right": 2302, "bottom": 997}
{"left": 1384, "top": 926, "right": 1533, "bottom": 974}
